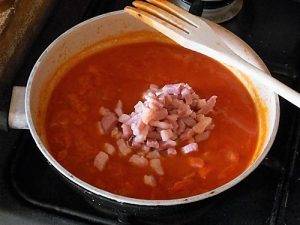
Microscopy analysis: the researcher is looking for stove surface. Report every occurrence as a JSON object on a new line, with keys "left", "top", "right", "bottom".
{"left": 0, "top": 0, "right": 300, "bottom": 224}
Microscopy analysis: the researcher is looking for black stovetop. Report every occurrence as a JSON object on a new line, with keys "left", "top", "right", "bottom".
{"left": 1, "top": 0, "right": 300, "bottom": 224}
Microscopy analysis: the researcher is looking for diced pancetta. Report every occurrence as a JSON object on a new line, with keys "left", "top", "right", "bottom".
{"left": 101, "top": 113, "right": 118, "bottom": 133}
{"left": 97, "top": 83, "right": 217, "bottom": 167}
{"left": 167, "top": 148, "right": 177, "bottom": 155}
{"left": 125, "top": 112, "right": 141, "bottom": 125}
{"left": 195, "top": 131, "right": 210, "bottom": 142}
{"left": 150, "top": 158, "right": 164, "bottom": 175}
{"left": 147, "top": 97, "right": 164, "bottom": 109}
{"left": 134, "top": 101, "right": 145, "bottom": 113}
{"left": 149, "top": 84, "right": 158, "bottom": 91}
{"left": 141, "top": 107, "right": 154, "bottom": 125}
{"left": 146, "top": 150, "right": 160, "bottom": 159}
{"left": 198, "top": 96, "right": 217, "bottom": 114}
{"left": 181, "top": 117, "right": 197, "bottom": 127}
{"left": 118, "top": 114, "right": 130, "bottom": 123}
{"left": 104, "top": 143, "right": 115, "bottom": 155}
{"left": 150, "top": 121, "right": 172, "bottom": 129}
{"left": 177, "top": 119, "right": 186, "bottom": 134}
{"left": 142, "top": 145, "right": 151, "bottom": 153}
{"left": 129, "top": 154, "right": 148, "bottom": 167}
{"left": 166, "top": 114, "right": 178, "bottom": 121}
{"left": 131, "top": 139, "right": 142, "bottom": 148}
{"left": 121, "top": 124, "right": 132, "bottom": 139}
{"left": 194, "top": 114, "right": 212, "bottom": 132}
{"left": 111, "top": 127, "right": 122, "bottom": 139}
{"left": 181, "top": 143, "right": 198, "bottom": 154}
{"left": 94, "top": 151, "right": 109, "bottom": 171}
{"left": 115, "top": 100, "right": 123, "bottom": 116}
{"left": 180, "top": 128, "right": 194, "bottom": 141}
{"left": 146, "top": 140, "right": 159, "bottom": 149}
{"left": 96, "top": 121, "right": 105, "bottom": 135}
{"left": 147, "top": 131, "right": 161, "bottom": 140}
{"left": 162, "top": 83, "right": 182, "bottom": 95}
{"left": 160, "top": 140, "right": 177, "bottom": 149}
{"left": 160, "top": 129, "right": 174, "bottom": 141}
{"left": 116, "top": 139, "right": 132, "bottom": 156}
{"left": 131, "top": 120, "right": 149, "bottom": 143}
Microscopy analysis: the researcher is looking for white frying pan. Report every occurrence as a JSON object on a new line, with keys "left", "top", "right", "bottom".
{"left": 8, "top": 11, "right": 279, "bottom": 206}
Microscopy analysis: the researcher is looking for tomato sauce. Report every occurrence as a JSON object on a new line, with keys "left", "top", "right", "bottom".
{"left": 44, "top": 41, "right": 259, "bottom": 200}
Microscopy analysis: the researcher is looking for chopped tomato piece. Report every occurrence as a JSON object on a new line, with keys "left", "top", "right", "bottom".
{"left": 188, "top": 157, "right": 205, "bottom": 168}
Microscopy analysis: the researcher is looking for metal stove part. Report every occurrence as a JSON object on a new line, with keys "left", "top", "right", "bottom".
{"left": 172, "top": 0, "right": 243, "bottom": 23}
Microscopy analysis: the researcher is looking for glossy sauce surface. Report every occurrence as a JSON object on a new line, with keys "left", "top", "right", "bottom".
{"left": 44, "top": 41, "right": 259, "bottom": 200}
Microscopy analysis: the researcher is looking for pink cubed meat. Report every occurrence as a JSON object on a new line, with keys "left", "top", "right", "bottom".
{"left": 94, "top": 151, "right": 109, "bottom": 171}
{"left": 146, "top": 140, "right": 159, "bottom": 149}
{"left": 121, "top": 124, "right": 132, "bottom": 139}
{"left": 114, "top": 100, "right": 123, "bottom": 116}
{"left": 181, "top": 143, "right": 198, "bottom": 154}
{"left": 129, "top": 154, "right": 148, "bottom": 167}
{"left": 150, "top": 158, "right": 164, "bottom": 175}
{"left": 116, "top": 139, "right": 132, "bottom": 156}
{"left": 101, "top": 113, "right": 118, "bottom": 133}
{"left": 160, "top": 129, "right": 174, "bottom": 141}
{"left": 103, "top": 143, "right": 115, "bottom": 155}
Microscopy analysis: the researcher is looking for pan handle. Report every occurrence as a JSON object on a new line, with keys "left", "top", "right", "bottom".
{"left": 8, "top": 86, "right": 28, "bottom": 130}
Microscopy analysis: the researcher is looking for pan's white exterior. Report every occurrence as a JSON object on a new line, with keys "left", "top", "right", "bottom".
{"left": 25, "top": 11, "right": 279, "bottom": 206}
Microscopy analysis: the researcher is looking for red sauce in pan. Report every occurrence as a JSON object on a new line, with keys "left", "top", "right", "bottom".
{"left": 44, "top": 41, "right": 259, "bottom": 200}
